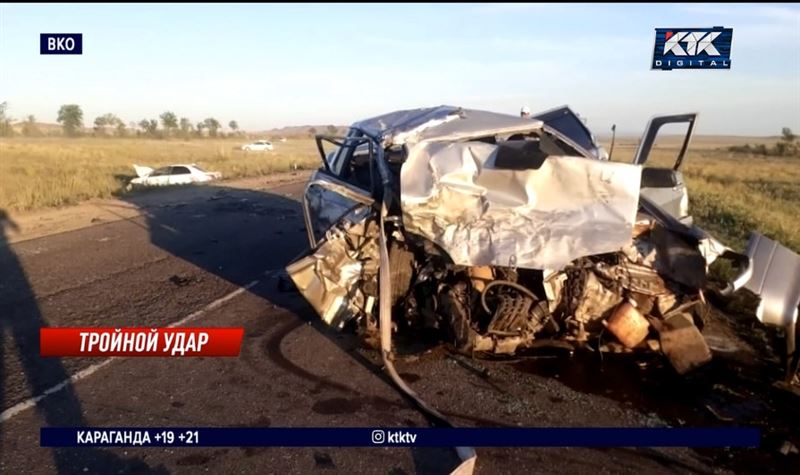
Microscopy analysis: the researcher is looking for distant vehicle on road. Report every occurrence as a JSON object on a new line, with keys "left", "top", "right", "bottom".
{"left": 129, "top": 164, "right": 221, "bottom": 189}
{"left": 241, "top": 140, "right": 274, "bottom": 152}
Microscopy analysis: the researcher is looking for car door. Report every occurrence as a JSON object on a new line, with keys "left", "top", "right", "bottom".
{"left": 302, "top": 131, "right": 376, "bottom": 247}
{"left": 146, "top": 166, "right": 173, "bottom": 186}
{"left": 168, "top": 166, "right": 194, "bottom": 185}
{"left": 632, "top": 113, "right": 697, "bottom": 223}
{"left": 290, "top": 131, "right": 380, "bottom": 328}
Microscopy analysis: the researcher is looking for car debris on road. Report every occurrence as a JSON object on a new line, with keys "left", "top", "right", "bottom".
{"left": 127, "top": 164, "right": 222, "bottom": 190}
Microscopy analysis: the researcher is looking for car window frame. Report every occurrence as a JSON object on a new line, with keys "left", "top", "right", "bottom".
{"left": 170, "top": 166, "right": 192, "bottom": 175}
{"left": 315, "top": 130, "right": 383, "bottom": 198}
{"left": 150, "top": 166, "right": 172, "bottom": 177}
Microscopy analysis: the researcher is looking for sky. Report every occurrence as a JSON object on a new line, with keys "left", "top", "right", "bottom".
{"left": 1, "top": 3, "right": 798, "bottom": 135}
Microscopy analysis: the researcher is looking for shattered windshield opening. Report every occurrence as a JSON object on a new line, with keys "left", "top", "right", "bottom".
{"left": 461, "top": 131, "right": 580, "bottom": 171}
{"left": 491, "top": 139, "right": 548, "bottom": 170}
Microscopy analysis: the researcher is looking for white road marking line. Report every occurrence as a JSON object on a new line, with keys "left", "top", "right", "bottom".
{"left": 0, "top": 358, "right": 117, "bottom": 423}
{"left": 168, "top": 278, "right": 260, "bottom": 328}
{"left": 0, "top": 278, "right": 262, "bottom": 423}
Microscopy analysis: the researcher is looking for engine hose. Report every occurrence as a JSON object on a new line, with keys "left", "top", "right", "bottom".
{"left": 480, "top": 279, "right": 539, "bottom": 315}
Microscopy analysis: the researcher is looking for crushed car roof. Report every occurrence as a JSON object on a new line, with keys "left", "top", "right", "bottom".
{"left": 352, "top": 105, "right": 544, "bottom": 146}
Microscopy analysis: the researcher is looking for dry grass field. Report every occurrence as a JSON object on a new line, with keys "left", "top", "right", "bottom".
{"left": 0, "top": 137, "right": 320, "bottom": 211}
{"left": 1, "top": 135, "right": 798, "bottom": 253}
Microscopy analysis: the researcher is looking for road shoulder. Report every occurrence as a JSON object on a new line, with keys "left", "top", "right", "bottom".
{"left": 4, "top": 171, "right": 312, "bottom": 244}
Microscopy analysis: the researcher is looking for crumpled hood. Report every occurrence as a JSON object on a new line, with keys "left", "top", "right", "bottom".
{"left": 399, "top": 140, "right": 642, "bottom": 270}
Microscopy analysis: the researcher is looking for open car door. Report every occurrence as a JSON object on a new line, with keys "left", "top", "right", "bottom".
{"left": 302, "top": 134, "right": 376, "bottom": 248}
{"left": 290, "top": 133, "right": 380, "bottom": 328}
{"left": 633, "top": 113, "right": 698, "bottom": 223}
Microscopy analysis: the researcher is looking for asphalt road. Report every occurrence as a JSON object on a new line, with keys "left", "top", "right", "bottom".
{"left": 0, "top": 175, "right": 797, "bottom": 474}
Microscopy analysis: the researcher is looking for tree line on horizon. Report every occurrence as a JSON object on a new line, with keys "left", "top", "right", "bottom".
{"left": 727, "top": 128, "right": 799, "bottom": 157}
{"left": 0, "top": 102, "right": 245, "bottom": 139}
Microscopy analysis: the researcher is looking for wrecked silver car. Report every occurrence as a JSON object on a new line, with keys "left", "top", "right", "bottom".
{"left": 285, "top": 105, "right": 800, "bottom": 473}
{"left": 286, "top": 105, "right": 796, "bottom": 379}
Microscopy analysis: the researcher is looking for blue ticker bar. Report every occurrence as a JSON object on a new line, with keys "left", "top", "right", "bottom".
{"left": 41, "top": 427, "right": 761, "bottom": 448}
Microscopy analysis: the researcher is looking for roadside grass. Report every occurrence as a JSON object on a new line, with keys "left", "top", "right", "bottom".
{"left": 0, "top": 137, "right": 320, "bottom": 211}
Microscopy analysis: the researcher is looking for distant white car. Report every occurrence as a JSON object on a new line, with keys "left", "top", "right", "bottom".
{"left": 128, "top": 164, "right": 222, "bottom": 189}
{"left": 242, "top": 140, "right": 273, "bottom": 151}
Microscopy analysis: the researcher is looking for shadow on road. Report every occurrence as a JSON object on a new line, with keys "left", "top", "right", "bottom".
{"left": 0, "top": 210, "right": 166, "bottom": 474}
{"left": 117, "top": 183, "right": 469, "bottom": 472}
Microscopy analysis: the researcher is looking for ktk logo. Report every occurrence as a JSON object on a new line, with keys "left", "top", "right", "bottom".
{"left": 663, "top": 31, "right": 721, "bottom": 56}
{"left": 652, "top": 27, "right": 732, "bottom": 70}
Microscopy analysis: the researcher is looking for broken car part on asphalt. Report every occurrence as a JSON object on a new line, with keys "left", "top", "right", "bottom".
{"left": 744, "top": 232, "right": 800, "bottom": 382}
{"left": 285, "top": 105, "right": 798, "bottom": 473}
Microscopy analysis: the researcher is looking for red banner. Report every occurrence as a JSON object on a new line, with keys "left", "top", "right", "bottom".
{"left": 40, "top": 328, "right": 244, "bottom": 357}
